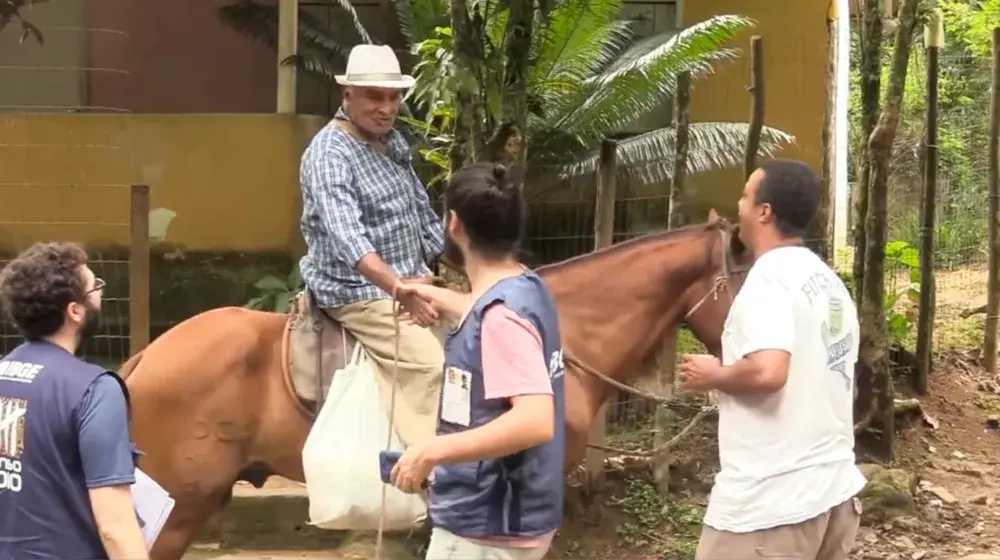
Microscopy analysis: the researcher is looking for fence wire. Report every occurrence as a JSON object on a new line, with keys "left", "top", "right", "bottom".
{"left": 0, "top": 188, "right": 135, "bottom": 368}
{"left": 0, "top": 5, "right": 138, "bottom": 366}
{"left": 878, "top": 50, "right": 992, "bottom": 358}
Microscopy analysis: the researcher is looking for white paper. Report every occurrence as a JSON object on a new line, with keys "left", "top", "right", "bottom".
{"left": 441, "top": 367, "right": 471, "bottom": 427}
{"left": 130, "top": 468, "right": 176, "bottom": 550}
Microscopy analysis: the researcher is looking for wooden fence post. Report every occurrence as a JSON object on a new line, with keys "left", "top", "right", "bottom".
{"left": 743, "top": 36, "right": 765, "bottom": 180}
{"left": 653, "top": 71, "right": 691, "bottom": 495}
{"left": 985, "top": 28, "right": 1000, "bottom": 374}
{"left": 585, "top": 139, "right": 617, "bottom": 491}
{"left": 129, "top": 184, "right": 151, "bottom": 356}
{"left": 915, "top": 10, "right": 942, "bottom": 393}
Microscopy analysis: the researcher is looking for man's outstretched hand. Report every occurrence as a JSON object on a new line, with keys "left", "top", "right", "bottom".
{"left": 393, "top": 276, "right": 440, "bottom": 327}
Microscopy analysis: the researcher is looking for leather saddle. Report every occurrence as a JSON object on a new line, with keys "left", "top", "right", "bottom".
{"left": 281, "top": 289, "right": 358, "bottom": 414}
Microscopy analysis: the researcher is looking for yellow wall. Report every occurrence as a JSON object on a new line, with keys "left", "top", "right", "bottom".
{"left": 0, "top": 0, "right": 826, "bottom": 254}
{"left": 0, "top": 114, "right": 325, "bottom": 253}
{"left": 683, "top": 0, "right": 828, "bottom": 216}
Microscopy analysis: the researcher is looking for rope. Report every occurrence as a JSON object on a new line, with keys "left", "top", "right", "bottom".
{"left": 585, "top": 406, "right": 715, "bottom": 457}
{"left": 374, "top": 295, "right": 402, "bottom": 560}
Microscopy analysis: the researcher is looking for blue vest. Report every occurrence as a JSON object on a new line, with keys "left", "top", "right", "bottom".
{"left": 0, "top": 341, "right": 128, "bottom": 559}
{"left": 429, "top": 271, "right": 566, "bottom": 538}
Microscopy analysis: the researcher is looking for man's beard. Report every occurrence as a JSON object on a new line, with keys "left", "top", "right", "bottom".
{"left": 443, "top": 230, "right": 465, "bottom": 269}
{"left": 79, "top": 304, "right": 102, "bottom": 344}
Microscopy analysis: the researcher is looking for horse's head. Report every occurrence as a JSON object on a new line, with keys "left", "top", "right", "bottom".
{"left": 681, "top": 209, "right": 753, "bottom": 356}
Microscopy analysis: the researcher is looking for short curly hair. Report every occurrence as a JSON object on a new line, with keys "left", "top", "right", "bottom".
{"left": 0, "top": 242, "right": 89, "bottom": 340}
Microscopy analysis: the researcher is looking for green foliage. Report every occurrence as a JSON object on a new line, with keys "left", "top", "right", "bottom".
{"left": 837, "top": 240, "right": 920, "bottom": 348}
{"left": 614, "top": 475, "right": 703, "bottom": 559}
{"left": 219, "top": 0, "right": 796, "bottom": 189}
{"left": 245, "top": 264, "right": 304, "bottom": 313}
{"left": 849, "top": 3, "right": 995, "bottom": 268}
{"left": 941, "top": 0, "right": 1000, "bottom": 57}
{"left": 884, "top": 240, "right": 921, "bottom": 346}
{"left": 406, "top": 8, "right": 796, "bottom": 184}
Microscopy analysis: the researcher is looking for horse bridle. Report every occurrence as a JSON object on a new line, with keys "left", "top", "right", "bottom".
{"left": 683, "top": 227, "right": 750, "bottom": 322}
{"left": 567, "top": 225, "right": 750, "bottom": 457}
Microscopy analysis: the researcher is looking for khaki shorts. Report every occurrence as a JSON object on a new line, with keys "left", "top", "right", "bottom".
{"left": 425, "top": 527, "right": 551, "bottom": 560}
{"left": 696, "top": 497, "right": 862, "bottom": 560}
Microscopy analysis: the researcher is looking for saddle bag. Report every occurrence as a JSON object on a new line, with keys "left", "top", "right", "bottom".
{"left": 301, "top": 326, "right": 427, "bottom": 532}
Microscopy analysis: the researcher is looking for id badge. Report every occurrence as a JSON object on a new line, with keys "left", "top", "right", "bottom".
{"left": 441, "top": 367, "right": 472, "bottom": 427}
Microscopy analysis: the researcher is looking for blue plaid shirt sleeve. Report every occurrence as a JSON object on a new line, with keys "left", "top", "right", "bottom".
{"left": 412, "top": 170, "right": 445, "bottom": 260}
{"left": 308, "top": 153, "right": 375, "bottom": 266}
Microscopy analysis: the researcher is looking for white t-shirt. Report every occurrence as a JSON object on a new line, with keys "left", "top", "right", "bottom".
{"left": 704, "top": 246, "right": 867, "bottom": 533}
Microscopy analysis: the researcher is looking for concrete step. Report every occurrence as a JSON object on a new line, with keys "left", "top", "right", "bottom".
{"left": 197, "top": 478, "right": 424, "bottom": 555}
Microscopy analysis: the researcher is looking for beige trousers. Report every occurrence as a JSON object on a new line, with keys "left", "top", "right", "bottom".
{"left": 325, "top": 299, "right": 445, "bottom": 447}
{"left": 425, "top": 528, "right": 551, "bottom": 560}
{"left": 696, "top": 497, "right": 861, "bottom": 560}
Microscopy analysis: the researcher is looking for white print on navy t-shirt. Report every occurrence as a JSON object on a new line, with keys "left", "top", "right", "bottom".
{"left": 0, "top": 396, "right": 28, "bottom": 493}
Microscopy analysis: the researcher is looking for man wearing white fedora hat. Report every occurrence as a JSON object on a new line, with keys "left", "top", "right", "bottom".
{"left": 298, "top": 44, "right": 445, "bottom": 448}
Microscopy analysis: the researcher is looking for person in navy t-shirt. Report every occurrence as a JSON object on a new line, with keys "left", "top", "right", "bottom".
{"left": 0, "top": 242, "right": 148, "bottom": 560}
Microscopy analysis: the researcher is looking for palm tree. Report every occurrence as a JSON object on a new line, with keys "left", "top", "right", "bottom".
{"left": 1, "top": 0, "right": 45, "bottom": 44}
{"left": 219, "top": 0, "right": 794, "bottom": 188}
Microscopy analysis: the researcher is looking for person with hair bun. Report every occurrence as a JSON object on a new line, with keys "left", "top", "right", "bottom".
{"left": 390, "top": 163, "right": 565, "bottom": 560}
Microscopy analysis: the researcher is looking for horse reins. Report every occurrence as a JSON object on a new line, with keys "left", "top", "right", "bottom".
{"left": 375, "top": 293, "right": 403, "bottom": 560}
{"left": 374, "top": 226, "right": 747, "bottom": 543}
{"left": 569, "top": 227, "right": 749, "bottom": 457}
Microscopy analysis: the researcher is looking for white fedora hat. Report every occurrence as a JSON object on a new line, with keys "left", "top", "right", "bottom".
{"left": 335, "top": 44, "right": 415, "bottom": 89}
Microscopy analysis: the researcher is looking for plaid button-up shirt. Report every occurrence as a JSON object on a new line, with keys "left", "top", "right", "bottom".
{"left": 298, "top": 114, "right": 445, "bottom": 308}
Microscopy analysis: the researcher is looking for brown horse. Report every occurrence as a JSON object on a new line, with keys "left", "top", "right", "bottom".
{"left": 123, "top": 213, "right": 751, "bottom": 559}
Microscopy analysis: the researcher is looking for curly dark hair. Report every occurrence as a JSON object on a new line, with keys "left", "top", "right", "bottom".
{"left": 0, "top": 242, "right": 89, "bottom": 340}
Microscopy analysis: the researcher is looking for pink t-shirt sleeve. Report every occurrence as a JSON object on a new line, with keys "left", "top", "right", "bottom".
{"left": 481, "top": 304, "right": 554, "bottom": 400}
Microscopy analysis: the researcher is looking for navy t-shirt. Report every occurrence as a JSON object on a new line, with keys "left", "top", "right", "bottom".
{"left": 77, "top": 374, "right": 136, "bottom": 488}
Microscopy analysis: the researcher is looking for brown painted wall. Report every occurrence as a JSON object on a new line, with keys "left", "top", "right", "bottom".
{"left": 85, "top": 0, "right": 277, "bottom": 113}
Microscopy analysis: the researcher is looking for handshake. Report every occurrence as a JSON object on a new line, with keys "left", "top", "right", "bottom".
{"left": 391, "top": 276, "right": 469, "bottom": 328}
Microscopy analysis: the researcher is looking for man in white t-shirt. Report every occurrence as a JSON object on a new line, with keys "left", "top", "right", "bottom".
{"left": 680, "top": 159, "right": 866, "bottom": 559}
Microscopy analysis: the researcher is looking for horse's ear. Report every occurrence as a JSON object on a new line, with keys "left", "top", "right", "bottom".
{"left": 707, "top": 208, "right": 720, "bottom": 223}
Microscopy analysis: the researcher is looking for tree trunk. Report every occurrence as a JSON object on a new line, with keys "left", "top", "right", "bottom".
{"left": 859, "top": 0, "right": 920, "bottom": 461}
{"left": 853, "top": 0, "right": 884, "bottom": 305}
{"left": 484, "top": 0, "right": 534, "bottom": 169}
{"left": 852, "top": 0, "right": 884, "bottom": 423}
{"left": 448, "top": 1, "right": 487, "bottom": 172}
{"left": 817, "top": 0, "right": 838, "bottom": 262}
{"left": 668, "top": 71, "right": 691, "bottom": 229}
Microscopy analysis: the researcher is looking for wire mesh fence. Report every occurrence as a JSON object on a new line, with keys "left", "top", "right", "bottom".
{"left": 878, "top": 49, "right": 992, "bottom": 358}
{"left": 0, "top": 2, "right": 143, "bottom": 366}
{"left": 0, "top": 186, "right": 139, "bottom": 369}
{"left": 0, "top": 1, "right": 131, "bottom": 114}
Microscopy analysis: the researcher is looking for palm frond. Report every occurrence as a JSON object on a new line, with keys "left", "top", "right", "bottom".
{"left": 218, "top": 1, "right": 281, "bottom": 48}
{"left": 594, "top": 14, "right": 754, "bottom": 85}
{"left": 219, "top": 0, "right": 374, "bottom": 81}
{"left": 393, "top": 0, "right": 448, "bottom": 45}
{"left": 312, "top": 0, "right": 373, "bottom": 44}
{"left": 530, "top": 0, "right": 634, "bottom": 85}
{"left": 558, "top": 122, "right": 796, "bottom": 184}
{"left": 545, "top": 15, "right": 753, "bottom": 143}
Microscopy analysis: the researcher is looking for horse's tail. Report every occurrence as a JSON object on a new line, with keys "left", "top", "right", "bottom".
{"left": 118, "top": 350, "right": 145, "bottom": 380}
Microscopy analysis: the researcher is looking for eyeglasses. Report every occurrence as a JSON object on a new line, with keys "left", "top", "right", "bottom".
{"left": 86, "top": 277, "right": 106, "bottom": 295}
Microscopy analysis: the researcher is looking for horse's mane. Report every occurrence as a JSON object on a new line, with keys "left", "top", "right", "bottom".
{"left": 535, "top": 218, "right": 729, "bottom": 276}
